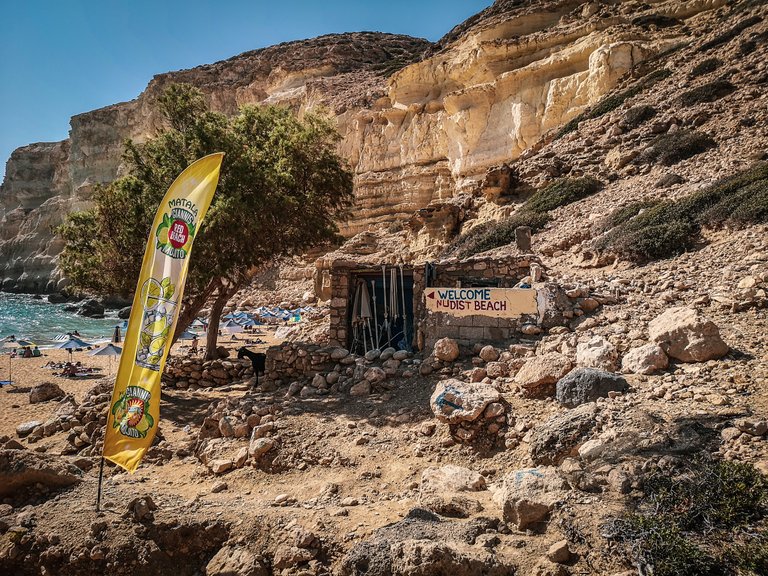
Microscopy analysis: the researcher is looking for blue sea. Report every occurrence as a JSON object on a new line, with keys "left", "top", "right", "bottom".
{"left": 0, "top": 293, "right": 121, "bottom": 345}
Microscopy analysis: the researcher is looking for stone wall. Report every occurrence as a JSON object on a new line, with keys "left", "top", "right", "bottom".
{"left": 263, "top": 343, "right": 336, "bottom": 387}
{"left": 413, "top": 255, "right": 541, "bottom": 351}
{"left": 162, "top": 356, "right": 254, "bottom": 389}
{"left": 263, "top": 342, "right": 416, "bottom": 398}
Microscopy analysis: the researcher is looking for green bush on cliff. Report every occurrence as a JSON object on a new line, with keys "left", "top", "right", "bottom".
{"left": 680, "top": 80, "right": 736, "bottom": 107}
{"left": 698, "top": 15, "right": 763, "bottom": 52}
{"left": 599, "top": 200, "right": 662, "bottom": 232}
{"left": 443, "top": 211, "right": 550, "bottom": 259}
{"left": 606, "top": 458, "right": 768, "bottom": 576}
{"left": 621, "top": 105, "right": 657, "bottom": 130}
{"left": 523, "top": 176, "right": 603, "bottom": 213}
{"left": 597, "top": 162, "right": 768, "bottom": 261}
{"left": 689, "top": 58, "right": 722, "bottom": 78}
{"left": 634, "top": 129, "right": 716, "bottom": 166}
{"left": 444, "top": 176, "right": 603, "bottom": 259}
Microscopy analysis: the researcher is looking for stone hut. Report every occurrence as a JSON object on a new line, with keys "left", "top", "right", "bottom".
{"left": 326, "top": 253, "right": 549, "bottom": 353}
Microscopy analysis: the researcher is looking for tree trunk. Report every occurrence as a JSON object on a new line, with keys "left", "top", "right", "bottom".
{"left": 203, "top": 281, "right": 242, "bottom": 360}
{"left": 172, "top": 277, "right": 221, "bottom": 345}
{"left": 204, "top": 292, "right": 227, "bottom": 360}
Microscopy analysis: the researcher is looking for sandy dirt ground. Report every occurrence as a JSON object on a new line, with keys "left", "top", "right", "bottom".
{"left": 0, "top": 327, "right": 281, "bottom": 439}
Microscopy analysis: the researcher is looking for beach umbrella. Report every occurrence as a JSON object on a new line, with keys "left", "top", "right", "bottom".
{"left": 89, "top": 343, "right": 122, "bottom": 372}
{"left": 220, "top": 320, "right": 244, "bottom": 334}
{"left": 176, "top": 329, "right": 198, "bottom": 340}
{"left": 400, "top": 264, "right": 411, "bottom": 351}
{"left": 55, "top": 336, "right": 90, "bottom": 361}
{"left": 371, "top": 280, "right": 380, "bottom": 350}
{"left": 89, "top": 343, "right": 122, "bottom": 356}
{"left": 3, "top": 339, "right": 35, "bottom": 382}
{"left": 1, "top": 341, "right": 18, "bottom": 386}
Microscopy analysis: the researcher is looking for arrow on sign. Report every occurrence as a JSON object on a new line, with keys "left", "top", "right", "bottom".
{"left": 427, "top": 291, "right": 435, "bottom": 299}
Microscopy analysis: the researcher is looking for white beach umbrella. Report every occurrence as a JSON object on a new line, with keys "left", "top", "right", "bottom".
{"left": 220, "top": 320, "right": 244, "bottom": 334}
{"left": 89, "top": 342, "right": 122, "bottom": 372}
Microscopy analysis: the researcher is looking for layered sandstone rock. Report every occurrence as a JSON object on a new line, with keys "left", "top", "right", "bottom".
{"left": 0, "top": 1, "right": 727, "bottom": 291}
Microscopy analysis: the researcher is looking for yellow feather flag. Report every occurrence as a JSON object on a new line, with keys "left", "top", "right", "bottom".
{"left": 103, "top": 153, "right": 223, "bottom": 472}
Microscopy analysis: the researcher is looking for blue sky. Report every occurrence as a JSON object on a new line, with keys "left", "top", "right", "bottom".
{"left": 0, "top": 0, "right": 493, "bottom": 181}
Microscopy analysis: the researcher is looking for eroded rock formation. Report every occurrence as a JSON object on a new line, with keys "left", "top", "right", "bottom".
{"left": 0, "top": 0, "right": 728, "bottom": 291}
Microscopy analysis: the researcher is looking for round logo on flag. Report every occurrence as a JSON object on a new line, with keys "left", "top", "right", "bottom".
{"left": 155, "top": 206, "right": 196, "bottom": 259}
{"left": 168, "top": 220, "right": 189, "bottom": 249}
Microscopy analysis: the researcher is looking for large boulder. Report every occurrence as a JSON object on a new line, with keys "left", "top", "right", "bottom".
{"left": 493, "top": 467, "right": 569, "bottom": 531}
{"left": 576, "top": 336, "right": 617, "bottom": 371}
{"left": 556, "top": 368, "right": 627, "bottom": 408}
{"left": 117, "top": 306, "right": 132, "bottom": 319}
{"left": 530, "top": 404, "right": 599, "bottom": 465}
{"left": 515, "top": 353, "right": 572, "bottom": 398}
{"left": 648, "top": 307, "right": 728, "bottom": 362}
{"left": 0, "top": 449, "right": 83, "bottom": 496}
{"left": 430, "top": 379, "right": 500, "bottom": 424}
{"left": 77, "top": 298, "right": 105, "bottom": 318}
{"left": 29, "top": 382, "right": 65, "bottom": 404}
{"left": 621, "top": 343, "right": 669, "bottom": 374}
{"left": 433, "top": 337, "right": 460, "bottom": 362}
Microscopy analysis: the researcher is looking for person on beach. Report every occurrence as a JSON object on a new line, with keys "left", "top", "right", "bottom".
{"left": 23, "top": 347, "right": 32, "bottom": 358}
{"left": 32, "top": 346, "right": 41, "bottom": 357}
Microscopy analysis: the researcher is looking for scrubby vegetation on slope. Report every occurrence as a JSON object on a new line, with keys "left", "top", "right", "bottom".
{"left": 606, "top": 458, "right": 768, "bottom": 576}
{"left": 444, "top": 177, "right": 602, "bottom": 258}
{"left": 634, "top": 130, "right": 716, "bottom": 166}
{"left": 443, "top": 211, "right": 550, "bottom": 259}
{"left": 680, "top": 80, "right": 736, "bottom": 107}
{"left": 689, "top": 57, "right": 723, "bottom": 78}
{"left": 620, "top": 105, "right": 657, "bottom": 131}
{"left": 524, "top": 176, "right": 603, "bottom": 214}
{"left": 698, "top": 15, "right": 763, "bottom": 52}
{"left": 597, "top": 162, "right": 768, "bottom": 261}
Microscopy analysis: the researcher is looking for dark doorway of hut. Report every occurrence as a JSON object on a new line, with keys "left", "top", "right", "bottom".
{"left": 348, "top": 266, "right": 414, "bottom": 356}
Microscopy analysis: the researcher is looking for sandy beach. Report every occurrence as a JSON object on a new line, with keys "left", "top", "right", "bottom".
{"left": 0, "top": 327, "right": 281, "bottom": 439}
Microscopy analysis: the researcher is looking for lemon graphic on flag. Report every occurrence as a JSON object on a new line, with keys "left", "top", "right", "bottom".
{"left": 141, "top": 278, "right": 163, "bottom": 310}
{"left": 136, "top": 276, "right": 177, "bottom": 370}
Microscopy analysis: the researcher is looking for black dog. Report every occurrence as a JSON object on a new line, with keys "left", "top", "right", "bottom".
{"left": 237, "top": 347, "right": 266, "bottom": 387}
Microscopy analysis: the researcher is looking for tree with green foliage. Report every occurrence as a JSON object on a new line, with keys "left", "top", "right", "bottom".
{"left": 58, "top": 83, "right": 354, "bottom": 358}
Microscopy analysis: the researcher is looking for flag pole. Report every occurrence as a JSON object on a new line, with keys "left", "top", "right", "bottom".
{"left": 95, "top": 455, "right": 105, "bottom": 512}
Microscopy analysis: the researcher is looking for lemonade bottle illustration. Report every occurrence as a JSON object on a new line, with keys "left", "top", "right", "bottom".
{"left": 135, "top": 277, "right": 177, "bottom": 371}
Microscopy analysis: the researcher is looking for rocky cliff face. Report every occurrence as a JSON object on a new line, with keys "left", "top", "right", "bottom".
{"left": 0, "top": 0, "right": 730, "bottom": 292}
